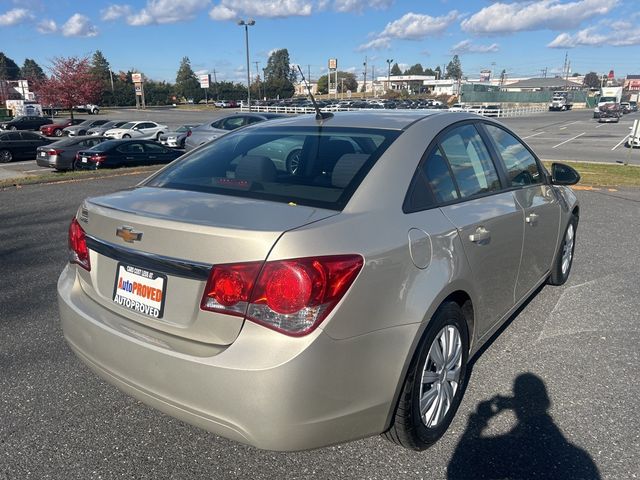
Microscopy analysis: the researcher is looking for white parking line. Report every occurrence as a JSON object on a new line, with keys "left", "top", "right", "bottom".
{"left": 611, "top": 136, "right": 629, "bottom": 151}
{"left": 0, "top": 160, "right": 35, "bottom": 167}
{"left": 559, "top": 120, "right": 581, "bottom": 129}
{"left": 522, "top": 131, "right": 545, "bottom": 139}
{"left": 552, "top": 132, "right": 585, "bottom": 149}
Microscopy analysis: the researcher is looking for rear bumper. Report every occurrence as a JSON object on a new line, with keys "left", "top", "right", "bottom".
{"left": 58, "top": 265, "right": 417, "bottom": 451}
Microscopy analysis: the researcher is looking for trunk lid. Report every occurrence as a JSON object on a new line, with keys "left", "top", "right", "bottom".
{"left": 76, "top": 186, "right": 338, "bottom": 345}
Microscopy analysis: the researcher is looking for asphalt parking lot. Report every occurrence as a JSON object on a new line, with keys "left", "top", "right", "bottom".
{"left": 1, "top": 173, "right": 638, "bottom": 479}
{"left": 1, "top": 107, "right": 639, "bottom": 183}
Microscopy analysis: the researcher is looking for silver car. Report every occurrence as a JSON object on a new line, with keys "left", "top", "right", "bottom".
{"left": 184, "top": 113, "right": 285, "bottom": 151}
{"left": 35, "top": 135, "right": 108, "bottom": 171}
{"left": 58, "top": 112, "right": 580, "bottom": 451}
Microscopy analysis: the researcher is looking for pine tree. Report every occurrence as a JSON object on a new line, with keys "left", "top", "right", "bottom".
{"left": 0, "top": 52, "right": 20, "bottom": 80}
{"left": 175, "top": 57, "right": 202, "bottom": 103}
{"left": 446, "top": 55, "right": 462, "bottom": 80}
{"left": 263, "top": 49, "right": 295, "bottom": 99}
{"left": 390, "top": 63, "right": 402, "bottom": 76}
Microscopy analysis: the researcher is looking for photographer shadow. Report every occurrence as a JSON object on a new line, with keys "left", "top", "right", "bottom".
{"left": 447, "top": 373, "right": 600, "bottom": 480}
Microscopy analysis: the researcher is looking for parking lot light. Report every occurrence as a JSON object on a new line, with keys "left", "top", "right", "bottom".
{"left": 237, "top": 19, "right": 255, "bottom": 111}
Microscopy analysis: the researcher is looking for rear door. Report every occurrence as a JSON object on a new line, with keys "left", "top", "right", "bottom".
{"left": 143, "top": 142, "right": 175, "bottom": 165}
{"left": 116, "top": 142, "right": 147, "bottom": 166}
{"left": 435, "top": 123, "right": 524, "bottom": 335}
{"left": 482, "top": 124, "right": 560, "bottom": 300}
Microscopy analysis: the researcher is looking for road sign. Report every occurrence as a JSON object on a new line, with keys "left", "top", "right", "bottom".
{"left": 132, "top": 73, "right": 143, "bottom": 83}
{"left": 199, "top": 74, "right": 210, "bottom": 89}
{"left": 328, "top": 58, "right": 337, "bottom": 70}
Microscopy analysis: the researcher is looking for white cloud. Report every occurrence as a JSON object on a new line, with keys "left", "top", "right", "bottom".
{"left": 36, "top": 19, "right": 57, "bottom": 34}
{"left": 461, "top": 0, "right": 619, "bottom": 35}
{"left": 451, "top": 40, "right": 499, "bottom": 54}
{"left": 128, "top": 0, "right": 210, "bottom": 26}
{"left": 333, "top": 0, "right": 393, "bottom": 13}
{"left": 381, "top": 11, "right": 459, "bottom": 39}
{"left": 0, "top": 8, "right": 33, "bottom": 26}
{"left": 101, "top": 4, "right": 133, "bottom": 21}
{"left": 61, "top": 14, "right": 98, "bottom": 37}
{"left": 209, "top": 4, "right": 236, "bottom": 20}
{"left": 356, "top": 36, "right": 391, "bottom": 51}
{"left": 548, "top": 21, "right": 640, "bottom": 47}
{"left": 356, "top": 10, "right": 458, "bottom": 51}
{"left": 209, "top": 0, "right": 313, "bottom": 20}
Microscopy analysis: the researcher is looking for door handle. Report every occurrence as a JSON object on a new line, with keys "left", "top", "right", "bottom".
{"left": 469, "top": 226, "right": 491, "bottom": 243}
{"left": 525, "top": 213, "right": 539, "bottom": 225}
{"left": 126, "top": 156, "right": 134, "bottom": 160}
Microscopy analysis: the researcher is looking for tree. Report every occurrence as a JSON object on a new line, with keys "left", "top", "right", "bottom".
{"left": 434, "top": 66, "right": 442, "bottom": 79}
{"left": 90, "top": 50, "right": 111, "bottom": 82}
{"left": 404, "top": 64, "right": 424, "bottom": 75}
{"left": 390, "top": 63, "right": 402, "bottom": 76}
{"left": 424, "top": 68, "right": 436, "bottom": 77}
{"left": 37, "top": 56, "right": 103, "bottom": 119}
{"left": 0, "top": 52, "right": 20, "bottom": 80}
{"left": 263, "top": 49, "right": 295, "bottom": 99}
{"left": 446, "top": 55, "right": 462, "bottom": 80}
{"left": 316, "top": 71, "right": 358, "bottom": 94}
{"left": 20, "top": 59, "right": 46, "bottom": 86}
{"left": 583, "top": 71, "right": 601, "bottom": 90}
{"left": 175, "top": 57, "right": 202, "bottom": 103}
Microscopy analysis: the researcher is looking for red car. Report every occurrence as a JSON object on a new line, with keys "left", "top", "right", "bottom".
{"left": 40, "top": 118, "right": 86, "bottom": 137}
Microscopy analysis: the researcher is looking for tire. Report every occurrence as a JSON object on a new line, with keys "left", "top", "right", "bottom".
{"left": 548, "top": 215, "right": 578, "bottom": 286}
{"left": 285, "top": 148, "right": 302, "bottom": 174}
{"left": 383, "top": 302, "right": 469, "bottom": 450}
{"left": 156, "top": 132, "right": 163, "bottom": 141}
{"left": 9, "top": 126, "right": 17, "bottom": 131}
{"left": 122, "top": 134, "right": 131, "bottom": 139}
{"left": 0, "top": 149, "right": 13, "bottom": 163}
{"left": 54, "top": 129, "right": 63, "bottom": 137}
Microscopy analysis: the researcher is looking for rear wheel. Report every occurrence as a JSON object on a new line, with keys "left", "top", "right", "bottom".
{"left": 123, "top": 134, "right": 131, "bottom": 139}
{"left": 156, "top": 132, "right": 163, "bottom": 141}
{"left": 54, "top": 129, "right": 63, "bottom": 137}
{"left": 548, "top": 215, "right": 578, "bottom": 286}
{"left": 384, "top": 302, "right": 469, "bottom": 450}
{"left": 0, "top": 149, "right": 13, "bottom": 163}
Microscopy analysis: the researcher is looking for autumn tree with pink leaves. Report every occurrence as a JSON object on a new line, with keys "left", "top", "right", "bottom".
{"left": 37, "top": 56, "right": 103, "bottom": 119}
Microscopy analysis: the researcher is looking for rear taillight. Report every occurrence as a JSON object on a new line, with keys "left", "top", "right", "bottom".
{"left": 68, "top": 218, "right": 90, "bottom": 271}
{"left": 186, "top": 129, "right": 192, "bottom": 137}
{"left": 47, "top": 149, "right": 64, "bottom": 155}
{"left": 201, "top": 255, "right": 363, "bottom": 336}
{"left": 89, "top": 154, "right": 107, "bottom": 163}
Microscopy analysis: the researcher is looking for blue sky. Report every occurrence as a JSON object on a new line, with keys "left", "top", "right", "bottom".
{"left": 0, "top": 0, "right": 638, "bottom": 84}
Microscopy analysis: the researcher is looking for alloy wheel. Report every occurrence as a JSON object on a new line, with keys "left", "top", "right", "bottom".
{"left": 561, "top": 223, "right": 575, "bottom": 276}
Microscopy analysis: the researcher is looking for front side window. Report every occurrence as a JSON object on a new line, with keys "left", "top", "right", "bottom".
{"left": 439, "top": 124, "right": 501, "bottom": 198}
{"left": 144, "top": 126, "right": 399, "bottom": 210}
{"left": 484, "top": 124, "right": 542, "bottom": 187}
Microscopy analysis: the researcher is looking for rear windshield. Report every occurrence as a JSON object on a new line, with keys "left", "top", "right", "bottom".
{"left": 144, "top": 126, "right": 400, "bottom": 210}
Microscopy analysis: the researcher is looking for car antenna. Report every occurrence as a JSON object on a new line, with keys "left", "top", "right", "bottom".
{"left": 297, "top": 65, "right": 333, "bottom": 121}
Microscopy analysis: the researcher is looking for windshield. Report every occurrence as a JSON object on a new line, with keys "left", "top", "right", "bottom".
{"left": 599, "top": 97, "right": 618, "bottom": 103}
{"left": 144, "top": 125, "right": 401, "bottom": 210}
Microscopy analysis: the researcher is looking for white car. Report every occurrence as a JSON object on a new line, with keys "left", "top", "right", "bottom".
{"left": 103, "top": 121, "right": 168, "bottom": 140}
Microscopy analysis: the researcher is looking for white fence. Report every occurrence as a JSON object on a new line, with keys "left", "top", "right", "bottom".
{"left": 240, "top": 104, "right": 547, "bottom": 118}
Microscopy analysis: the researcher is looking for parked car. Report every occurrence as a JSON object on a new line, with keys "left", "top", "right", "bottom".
{"left": 629, "top": 101, "right": 638, "bottom": 112}
{"left": 0, "top": 116, "right": 53, "bottom": 131}
{"left": 85, "top": 120, "right": 129, "bottom": 136}
{"left": 74, "top": 139, "right": 181, "bottom": 170}
{"left": 59, "top": 111, "right": 580, "bottom": 452}
{"left": 103, "top": 121, "right": 169, "bottom": 140}
{"left": 74, "top": 104, "right": 100, "bottom": 114}
{"left": 620, "top": 102, "right": 631, "bottom": 114}
{"left": 184, "top": 113, "right": 285, "bottom": 151}
{"left": 159, "top": 124, "right": 199, "bottom": 149}
{"left": 214, "top": 100, "right": 237, "bottom": 108}
{"left": 39, "top": 118, "right": 86, "bottom": 137}
{"left": 64, "top": 119, "right": 112, "bottom": 137}
{"left": 36, "top": 135, "right": 108, "bottom": 171}
{"left": 0, "top": 130, "right": 53, "bottom": 162}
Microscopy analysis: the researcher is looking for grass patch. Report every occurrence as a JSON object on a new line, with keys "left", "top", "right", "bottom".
{"left": 0, "top": 166, "right": 160, "bottom": 189}
{"left": 543, "top": 161, "right": 640, "bottom": 188}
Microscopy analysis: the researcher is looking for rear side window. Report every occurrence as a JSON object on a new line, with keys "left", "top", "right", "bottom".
{"left": 439, "top": 124, "right": 500, "bottom": 198}
{"left": 484, "top": 124, "right": 542, "bottom": 187}
{"left": 144, "top": 126, "right": 400, "bottom": 210}
{"left": 20, "top": 132, "right": 41, "bottom": 140}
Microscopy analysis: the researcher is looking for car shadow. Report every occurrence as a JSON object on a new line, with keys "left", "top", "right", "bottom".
{"left": 446, "top": 372, "right": 600, "bottom": 480}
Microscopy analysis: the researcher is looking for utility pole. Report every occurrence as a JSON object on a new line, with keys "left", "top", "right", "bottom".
{"left": 307, "top": 64, "right": 312, "bottom": 83}
{"left": 386, "top": 58, "right": 393, "bottom": 93}
{"left": 362, "top": 56, "right": 367, "bottom": 98}
{"left": 341, "top": 78, "right": 344, "bottom": 99}
{"left": 541, "top": 67, "right": 547, "bottom": 78}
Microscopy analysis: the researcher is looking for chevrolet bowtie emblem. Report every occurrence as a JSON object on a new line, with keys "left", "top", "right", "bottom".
{"left": 116, "top": 226, "right": 143, "bottom": 243}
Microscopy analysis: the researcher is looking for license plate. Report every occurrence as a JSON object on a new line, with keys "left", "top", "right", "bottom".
{"left": 40, "top": 151, "right": 46, "bottom": 157}
{"left": 81, "top": 157, "right": 88, "bottom": 163}
{"left": 112, "top": 263, "right": 167, "bottom": 319}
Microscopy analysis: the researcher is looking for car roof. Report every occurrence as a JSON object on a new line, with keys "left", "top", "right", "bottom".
{"left": 247, "top": 110, "right": 443, "bottom": 131}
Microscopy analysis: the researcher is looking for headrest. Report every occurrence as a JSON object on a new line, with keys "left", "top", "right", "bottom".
{"left": 331, "top": 154, "right": 369, "bottom": 188}
{"left": 235, "top": 155, "right": 277, "bottom": 182}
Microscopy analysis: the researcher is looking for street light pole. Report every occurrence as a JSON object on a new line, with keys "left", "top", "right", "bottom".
{"left": 386, "top": 58, "right": 393, "bottom": 94}
{"left": 238, "top": 19, "right": 255, "bottom": 111}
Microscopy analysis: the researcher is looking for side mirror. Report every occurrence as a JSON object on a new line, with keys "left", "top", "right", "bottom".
{"left": 551, "top": 162, "right": 580, "bottom": 186}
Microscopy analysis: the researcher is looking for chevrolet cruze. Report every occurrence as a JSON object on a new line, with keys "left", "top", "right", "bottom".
{"left": 58, "top": 111, "right": 580, "bottom": 451}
